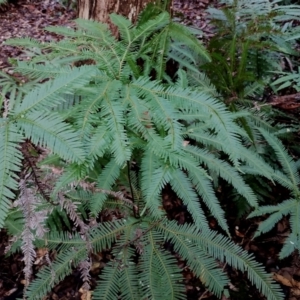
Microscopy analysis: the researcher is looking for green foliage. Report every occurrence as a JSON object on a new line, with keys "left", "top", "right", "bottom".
{"left": 248, "top": 128, "right": 300, "bottom": 259}
{"left": 1, "top": 2, "right": 300, "bottom": 300}
{"left": 203, "top": 0, "right": 300, "bottom": 101}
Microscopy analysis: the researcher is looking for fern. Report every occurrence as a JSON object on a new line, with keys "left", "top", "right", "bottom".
{"left": 0, "top": 4, "right": 293, "bottom": 300}
{"left": 248, "top": 129, "right": 300, "bottom": 258}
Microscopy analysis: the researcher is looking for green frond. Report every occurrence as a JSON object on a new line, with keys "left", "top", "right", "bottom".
{"left": 88, "top": 125, "right": 112, "bottom": 160}
{"left": 248, "top": 199, "right": 300, "bottom": 258}
{"left": 0, "top": 70, "right": 29, "bottom": 114}
{"left": 280, "top": 232, "right": 299, "bottom": 259}
{"left": 101, "top": 85, "right": 131, "bottom": 165}
{"left": 159, "top": 85, "right": 241, "bottom": 163}
{"left": 45, "top": 231, "right": 84, "bottom": 252}
{"left": 141, "top": 164, "right": 170, "bottom": 217}
{"left": 17, "top": 111, "right": 85, "bottom": 163}
{"left": 150, "top": 28, "right": 170, "bottom": 79}
{"left": 156, "top": 221, "right": 229, "bottom": 297}
{"left": 259, "top": 128, "right": 300, "bottom": 194}
{"left": 124, "top": 86, "right": 154, "bottom": 139}
{"left": 251, "top": 204, "right": 294, "bottom": 239}
{"left": 169, "top": 168, "right": 210, "bottom": 230}
{"left": 93, "top": 262, "right": 120, "bottom": 300}
{"left": 132, "top": 11, "right": 169, "bottom": 42}
{"left": 46, "top": 23, "right": 94, "bottom": 39}
{"left": 89, "top": 220, "right": 128, "bottom": 253}
{"left": 25, "top": 247, "right": 88, "bottom": 300}
{"left": 52, "top": 163, "right": 88, "bottom": 195}
{"left": 73, "top": 81, "right": 109, "bottom": 137}
{"left": 110, "top": 13, "right": 134, "bottom": 44}
{"left": 14, "top": 66, "right": 99, "bottom": 115}
{"left": 184, "top": 126, "right": 228, "bottom": 151}
{"left": 168, "top": 42, "right": 200, "bottom": 74}
{"left": 46, "top": 208, "right": 72, "bottom": 232}
{"left": 158, "top": 221, "right": 284, "bottom": 300}
{"left": 14, "top": 61, "right": 73, "bottom": 81}
{"left": 248, "top": 199, "right": 296, "bottom": 218}
{"left": 139, "top": 229, "right": 184, "bottom": 300}
{"left": 73, "top": 18, "right": 110, "bottom": 39}
{"left": 89, "top": 159, "right": 121, "bottom": 215}
{"left": 0, "top": 121, "right": 23, "bottom": 228}
{"left": 131, "top": 78, "right": 183, "bottom": 150}
{"left": 185, "top": 145, "right": 258, "bottom": 207}
{"left": 187, "top": 71, "right": 219, "bottom": 97}
{"left": 5, "top": 37, "right": 43, "bottom": 48}
{"left": 238, "top": 147, "right": 274, "bottom": 181}
{"left": 168, "top": 22, "right": 211, "bottom": 63}
{"left": 4, "top": 208, "right": 24, "bottom": 237}
{"left": 271, "top": 169, "right": 295, "bottom": 191}
{"left": 186, "top": 163, "right": 229, "bottom": 234}
{"left": 116, "top": 247, "right": 140, "bottom": 300}
{"left": 289, "top": 201, "right": 300, "bottom": 248}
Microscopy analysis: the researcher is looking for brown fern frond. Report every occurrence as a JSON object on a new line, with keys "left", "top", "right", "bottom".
{"left": 58, "top": 192, "right": 88, "bottom": 234}
{"left": 15, "top": 179, "right": 50, "bottom": 287}
{"left": 78, "top": 258, "right": 91, "bottom": 291}
{"left": 20, "top": 140, "right": 56, "bottom": 205}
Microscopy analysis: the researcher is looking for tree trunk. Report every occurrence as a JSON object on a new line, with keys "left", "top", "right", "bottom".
{"left": 77, "top": 0, "right": 154, "bottom": 25}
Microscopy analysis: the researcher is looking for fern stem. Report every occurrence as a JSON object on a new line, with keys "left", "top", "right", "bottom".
{"left": 127, "top": 161, "right": 139, "bottom": 218}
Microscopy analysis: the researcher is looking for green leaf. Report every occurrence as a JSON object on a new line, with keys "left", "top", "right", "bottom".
{"left": 0, "top": 121, "right": 23, "bottom": 228}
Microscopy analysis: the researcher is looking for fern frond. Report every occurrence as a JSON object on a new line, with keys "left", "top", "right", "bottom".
{"left": 186, "top": 145, "right": 258, "bottom": 207}
{"left": 17, "top": 111, "right": 85, "bottom": 163}
{"left": 141, "top": 164, "right": 170, "bottom": 218}
{"left": 52, "top": 163, "right": 87, "bottom": 195}
{"left": 151, "top": 29, "right": 170, "bottom": 80}
{"left": 168, "top": 22, "right": 211, "bottom": 63}
{"left": 139, "top": 229, "right": 184, "bottom": 300}
{"left": 186, "top": 163, "right": 229, "bottom": 234}
{"left": 101, "top": 84, "right": 131, "bottom": 165}
{"left": 14, "top": 66, "right": 99, "bottom": 115}
{"left": 88, "top": 125, "right": 112, "bottom": 160}
{"left": 89, "top": 159, "right": 121, "bottom": 215}
{"left": 110, "top": 13, "right": 134, "bottom": 44}
{"left": 259, "top": 127, "right": 300, "bottom": 195}
{"left": 25, "top": 247, "right": 88, "bottom": 300}
{"left": 131, "top": 78, "right": 183, "bottom": 150}
{"left": 14, "top": 61, "right": 74, "bottom": 81}
{"left": 116, "top": 247, "right": 140, "bottom": 300}
{"left": 158, "top": 221, "right": 284, "bottom": 300}
{"left": 45, "top": 231, "right": 84, "bottom": 252}
{"left": 93, "top": 262, "right": 120, "bottom": 300}
{"left": 5, "top": 37, "right": 43, "bottom": 49}
{"left": 248, "top": 199, "right": 300, "bottom": 259}
{"left": 89, "top": 220, "right": 128, "bottom": 252}
{"left": 238, "top": 147, "right": 274, "bottom": 181}
{"left": 169, "top": 168, "right": 210, "bottom": 230}
{"left": 0, "top": 121, "right": 23, "bottom": 228}
{"left": 4, "top": 208, "right": 24, "bottom": 237}
{"left": 157, "top": 84, "right": 241, "bottom": 163}
{"left": 156, "top": 221, "right": 229, "bottom": 297}
{"left": 132, "top": 11, "right": 169, "bottom": 42}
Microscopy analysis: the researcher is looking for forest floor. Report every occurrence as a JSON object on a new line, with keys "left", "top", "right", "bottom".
{"left": 0, "top": 0, "right": 300, "bottom": 299}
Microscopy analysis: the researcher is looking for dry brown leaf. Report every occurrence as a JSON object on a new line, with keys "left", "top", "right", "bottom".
{"left": 79, "top": 288, "right": 92, "bottom": 300}
{"left": 273, "top": 272, "right": 300, "bottom": 288}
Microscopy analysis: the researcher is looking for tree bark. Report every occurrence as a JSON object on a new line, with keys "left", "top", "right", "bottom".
{"left": 77, "top": 0, "right": 154, "bottom": 25}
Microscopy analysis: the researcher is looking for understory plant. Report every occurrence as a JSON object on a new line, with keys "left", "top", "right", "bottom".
{"left": 0, "top": 1, "right": 299, "bottom": 300}
{"left": 203, "top": 0, "right": 300, "bottom": 103}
